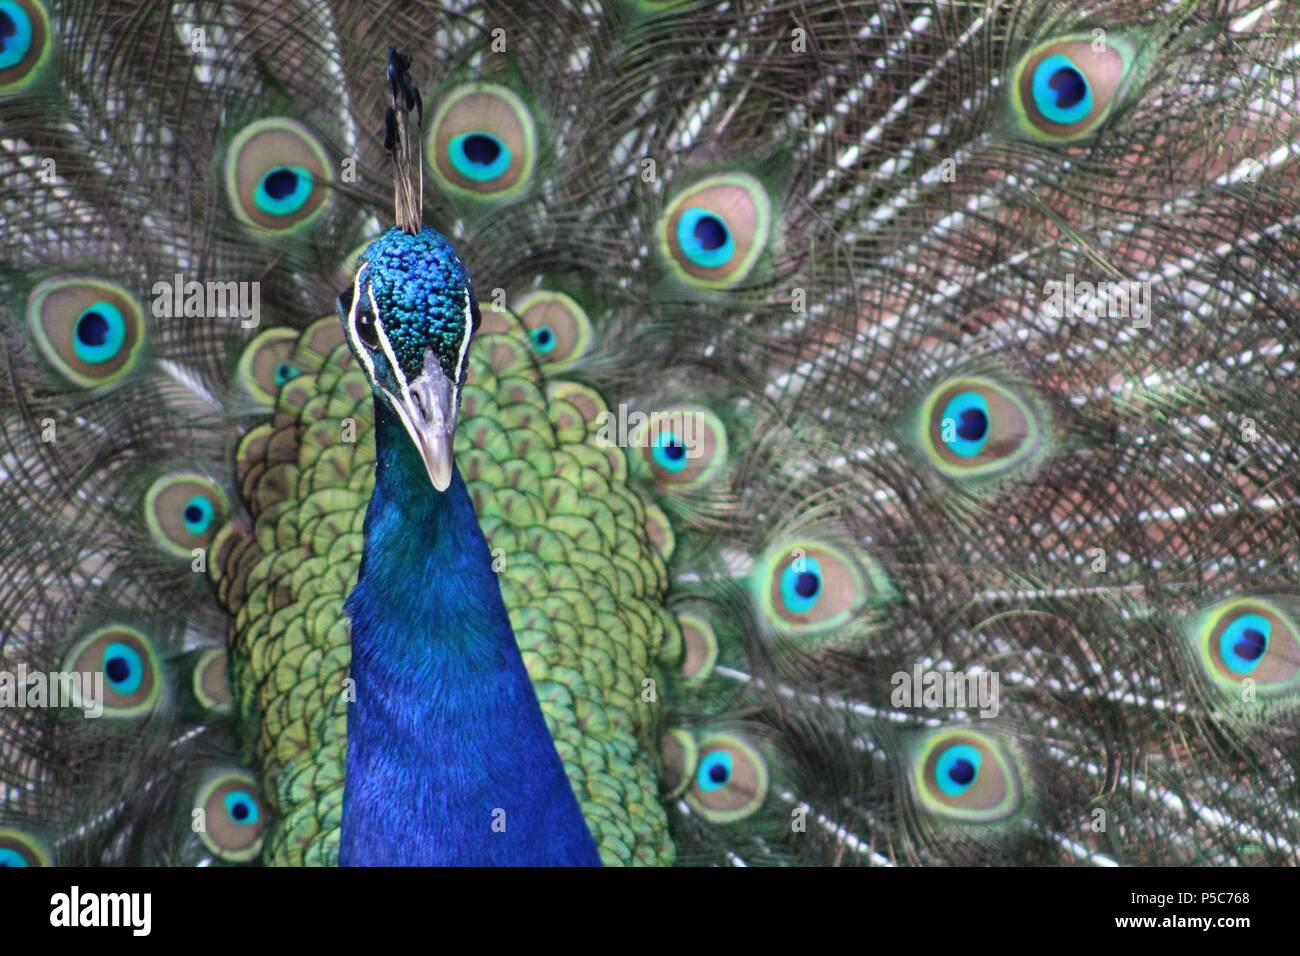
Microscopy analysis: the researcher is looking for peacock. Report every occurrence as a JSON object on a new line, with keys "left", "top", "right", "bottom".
{"left": 1, "top": 0, "right": 1299, "bottom": 868}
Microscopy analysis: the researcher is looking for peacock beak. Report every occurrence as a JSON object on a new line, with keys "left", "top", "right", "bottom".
{"left": 384, "top": 348, "right": 458, "bottom": 493}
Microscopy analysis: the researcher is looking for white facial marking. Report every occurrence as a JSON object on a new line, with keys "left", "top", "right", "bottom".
{"left": 345, "top": 264, "right": 376, "bottom": 381}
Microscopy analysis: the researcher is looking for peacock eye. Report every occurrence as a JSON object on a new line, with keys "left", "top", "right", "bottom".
{"left": 195, "top": 772, "right": 267, "bottom": 862}
{"left": 102, "top": 641, "right": 144, "bottom": 694}
{"left": 1010, "top": 34, "right": 1137, "bottom": 142}
{"left": 755, "top": 538, "right": 887, "bottom": 638}
{"left": 659, "top": 172, "right": 772, "bottom": 289}
{"left": 273, "top": 362, "right": 300, "bottom": 387}
{"left": 629, "top": 405, "right": 728, "bottom": 491}
{"left": 0, "top": 0, "right": 52, "bottom": 95}
{"left": 1189, "top": 598, "right": 1300, "bottom": 699}
{"left": 72, "top": 302, "right": 125, "bottom": 363}
{"left": 26, "top": 277, "right": 145, "bottom": 389}
{"left": 144, "top": 473, "right": 228, "bottom": 558}
{"left": 780, "top": 558, "right": 823, "bottom": 614}
{"left": 428, "top": 83, "right": 537, "bottom": 201}
{"left": 917, "top": 376, "right": 1047, "bottom": 483}
{"left": 696, "top": 750, "right": 733, "bottom": 791}
{"left": 224, "top": 117, "right": 331, "bottom": 233}
{"left": 912, "top": 729, "right": 1023, "bottom": 823}
{"left": 530, "top": 326, "right": 554, "bottom": 352}
{"left": 0, "top": 829, "right": 51, "bottom": 867}
{"left": 64, "top": 626, "right": 162, "bottom": 718}
{"left": 685, "top": 733, "right": 769, "bottom": 823}
{"left": 355, "top": 303, "right": 380, "bottom": 350}
{"left": 236, "top": 327, "right": 299, "bottom": 406}
{"left": 515, "top": 289, "right": 593, "bottom": 370}
{"left": 222, "top": 790, "right": 261, "bottom": 826}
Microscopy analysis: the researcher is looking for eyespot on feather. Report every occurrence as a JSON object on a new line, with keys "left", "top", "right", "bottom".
{"left": 427, "top": 83, "right": 537, "bottom": 201}
{"left": 752, "top": 538, "right": 890, "bottom": 638}
{"left": 0, "top": 828, "right": 52, "bottom": 866}
{"left": 237, "top": 327, "right": 301, "bottom": 406}
{"left": 677, "top": 612, "right": 719, "bottom": 681}
{"left": 659, "top": 172, "right": 772, "bottom": 289}
{"left": 1187, "top": 597, "right": 1300, "bottom": 700}
{"left": 659, "top": 728, "right": 698, "bottom": 799}
{"left": 915, "top": 376, "right": 1048, "bottom": 482}
{"left": 911, "top": 728, "right": 1023, "bottom": 824}
{"left": 224, "top": 117, "right": 331, "bottom": 233}
{"left": 26, "top": 277, "right": 145, "bottom": 388}
{"left": 0, "top": 0, "right": 52, "bottom": 96}
{"left": 513, "top": 291, "right": 593, "bottom": 370}
{"left": 195, "top": 771, "right": 267, "bottom": 862}
{"left": 629, "top": 405, "right": 728, "bottom": 492}
{"left": 144, "top": 473, "right": 228, "bottom": 558}
{"left": 1009, "top": 33, "right": 1139, "bottom": 142}
{"left": 63, "top": 625, "right": 162, "bottom": 719}
{"left": 685, "top": 733, "right": 769, "bottom": 823}
{"left": 192, "top": 648, "right": 233, "bottom": 715}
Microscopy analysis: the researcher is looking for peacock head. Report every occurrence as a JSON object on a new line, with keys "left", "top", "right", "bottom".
{"left": 338, "top": 226, "right": 480, "bottom": 492}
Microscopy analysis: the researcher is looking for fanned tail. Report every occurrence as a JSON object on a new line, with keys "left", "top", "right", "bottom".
{"left": 2, "top": 0, "right": 1299, "bottom": 867}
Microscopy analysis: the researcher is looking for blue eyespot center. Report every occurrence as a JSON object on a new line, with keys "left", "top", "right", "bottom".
{"left": 0, "top": 847, "right": 29, "bottom": 867}
{"left": 0, "top": 3, "right": 33, "bottom": 71}
{"left": 529, "top": 326, "right": 556, "bottom": 354}
{"left": 1031, "top": 54, "right": 1094, "bottom": 125}
{"left": 934, "top": 743, "right": 982, "bottom": 797}
{"left": 940, "top": 391, "right": 991, "bottom": 458}
{"left": 956, "top": 408, "right": 987, "bottom": 442}
{"left": 72, "top": 302, "right": 126, "bottom": 364}
{"left": 1049, "top": 66, "right": 1088, "bottom": 110}
{"left": 651, "top": 431, "right": 691, "bottom": 472}
{"left": 263, "top": 168, "right": 297, "bottom": 200}
{"left": 463, "top": 134, "right": 501, "bottom": 166}
{"left": 1220, "top": 613, "right": 1271, "bottom": 675}
{"left": 274, "top": 362, "right": 300, "bottom": 386}
{"left": 181, "top": 494, "right": 215, "bottom": 536}
{"left": 948, "top": 759, "right": 976, "bottom": 786}
{"left": 103, "top": 642, "right": 144, "bottom": 695}
{"left": 449, "top": 132, "right": 512, "bottom": 182}
{"left": 780, "top": 557, "right": 824, "bottom": 614}
{"left": 1236, "top": 628, "right": 1267, "bottom": 661}
{"left": 76, "top": 311, "right": 108, "bottom": 346}
{"left": 677, "top": 207, "right": 735, "bottom": 269}
{"left": 697, "top": 751, "right": 733, "bottom": 793}
{"left": 693, "top": 215, "right": 727, "bottom": 251}
{"left": 794, "top": 571, "right": 820, "bottom": 599}
{"left": 223, "top": 790, "right": 260, "bottom": 826}
{"left": 254, "top": 165, "right": 314, "bottom": 216}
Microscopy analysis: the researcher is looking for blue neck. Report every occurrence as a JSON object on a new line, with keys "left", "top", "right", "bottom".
{"left": 339, "top": 399, "right": 600, "bottom": 866}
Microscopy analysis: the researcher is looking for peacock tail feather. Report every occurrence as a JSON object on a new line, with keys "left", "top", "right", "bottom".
{"left": 2, "top": 0, "right": 1300, "bottom": 866}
